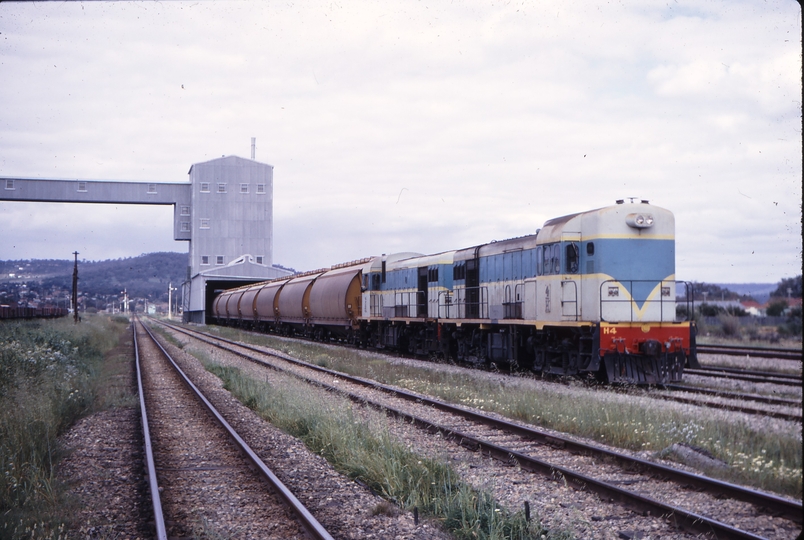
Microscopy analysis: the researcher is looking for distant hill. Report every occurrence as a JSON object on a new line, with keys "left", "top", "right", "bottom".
{"left": 1, "top": 253, "right": 298, "bottom": 304}
{"left": 1, "top": 252, "right": 189, "bottom": 301}
{"left": 712, "top": 283, "right": 777, "bottom": 304}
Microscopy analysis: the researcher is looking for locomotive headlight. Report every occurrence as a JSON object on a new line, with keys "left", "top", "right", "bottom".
{"left": 626, "top": 213, "right": 655, "bottom": 229}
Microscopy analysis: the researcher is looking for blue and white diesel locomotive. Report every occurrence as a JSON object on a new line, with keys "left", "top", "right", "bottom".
{"left": 212, "top": 200, "right": 698, "bottom": 384}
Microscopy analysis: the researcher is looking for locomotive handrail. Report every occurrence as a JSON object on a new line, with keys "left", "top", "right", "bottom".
{"left": 599, "top": 280, "right": 692, "bottom": 323}
{"left": 393, "top": 290, "right": 427, "bottom": 318}
{"left": 369, "top": 292, "right": 383, "bottom": 317}
{"left": 437, "top": 286, "right": 488, "bottom": 319}
{"left": 501, "top": 284, "right": 524, "bottom": 320}
{"left": 560, "top": 279, "right": 578, "bottom": 321}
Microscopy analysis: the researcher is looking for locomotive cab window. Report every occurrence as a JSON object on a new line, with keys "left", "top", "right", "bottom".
{"left": 553, "top": 244, "right": 561, "bottom": 274}
{"left": 566, "top": 243, "right": 579, "bottom": 274}
{"left": 541, "top": 244, "right": 560, "bottom": 275}
{"left": 536, "top": 246, "right": 543, "bottom": 275}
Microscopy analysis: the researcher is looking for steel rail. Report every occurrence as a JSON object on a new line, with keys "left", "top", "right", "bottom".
{"left": 157, "top": 320, "right": 802, "bottom": 532}
{"left": 133, "top": 321, "right": 168, "bottom": 540}
{"left": 138, "top": 318, "right": 334, "bottom": 540}
{"left": 697, "top": 344, "right": 801, "bottom": 361}
{"left": 662, "top": 384, "right": 802, "bottom": 407}
{"left": 647, "top": 393, "right": 801, "bottom": 422}
{"left": 374, "top": 408, "right": 768, "bottom": 540}
{"left": 692, "top": 365, "right": 801, "bottom": 380}
{"left": 685, "top": 368, "right": 801, "bottom": 386}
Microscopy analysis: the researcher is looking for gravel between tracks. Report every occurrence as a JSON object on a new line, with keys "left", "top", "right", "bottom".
{"left": 182, "top": 326, "right": 800, "bottom": 538}
{"left": 153, "top": 326, "right": 450, "bottom": 539}
{"left": 51, "top": 323, "right": 800, "bottom": 539}
{"left": 168, "top": 327, "right": 804, "bottom": 539}
{"left": 56, "top": 332, "right": 149, "bottom": 540}
{"left": 139, "top": 322, "right": 311, "bottom": 539}
{"left": 55, "top": 324, "right": 449, "bottom": 539}
{"left": 57, "top": 407, "right": 149, "bottom": 540}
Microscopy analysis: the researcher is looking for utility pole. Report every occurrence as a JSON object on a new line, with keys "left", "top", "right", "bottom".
{"left": 168, "top": 283, "right": 177, "bottom": 319}
{"left": 72, "top": 251, "right": 79, "bottom": 324}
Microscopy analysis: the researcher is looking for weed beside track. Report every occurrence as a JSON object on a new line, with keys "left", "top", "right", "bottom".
{"left": 205, "top": 326, "right": 803, "bottom": 499}
{"left": 204, "top": 360, "right": 557, "bottom": 540}
{"left": 0, "top": 315, "right": 131, "bottom": 539}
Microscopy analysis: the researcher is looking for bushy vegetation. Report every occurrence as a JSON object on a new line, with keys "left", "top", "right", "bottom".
{"left": 771, "top": 275, "right": 802, "bottom": 299}
{"left": 697, "top": 303, "right": 748, "bottom": 318}
{"left": 0, "top": 315, "right": 129, "bottom": 538}
{"left": 766, "top": 299, "right": 790, "bottom": 317}
{"left": 777, "top": 306, "right": 803, "bottom": 338}
{"left": 203, "top": 360, "right": 551, "bottom": 540}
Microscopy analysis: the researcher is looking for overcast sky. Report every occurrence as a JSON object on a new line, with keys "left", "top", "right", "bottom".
{"left": 0, "top": 0, "right": 800, "bottom": 284}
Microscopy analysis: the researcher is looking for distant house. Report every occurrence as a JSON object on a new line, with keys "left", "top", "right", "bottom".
{"left": 742, "top": 297, "right": 802, "bottom": 317}
{"left": 705, "top": 300, "right": 743, "bottom": 309}
{"left": 740, "top": 300, "right": 763, "bottom": 316}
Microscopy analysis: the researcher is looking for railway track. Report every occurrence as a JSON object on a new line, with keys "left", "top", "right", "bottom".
{"left": 662, "top": 384, "right": 802, "bottom": 407}
{"left": 133, "top": 317, "right": 333, "bottom": 539}
{"left": 157, "top": 320, "right": 802, "bottom": 540}
{"left": 646, "top": 387, "right": 802, "bottom": 423}
{"left": 684, "top": 366, "right": 801, "bottom": 386}
{"left": 697, "top": 344, "right": 802, "bottom": 361}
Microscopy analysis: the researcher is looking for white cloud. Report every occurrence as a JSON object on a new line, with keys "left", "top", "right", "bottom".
{"left": 0, "top": 0, "right": 800, "bottom": 283}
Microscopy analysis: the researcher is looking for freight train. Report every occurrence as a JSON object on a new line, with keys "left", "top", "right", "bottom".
{"left": 212, "top": 200, "right": 699, "bottom": 384}
{"left": 0, "top": 304, "right": 70, "bottom": 320}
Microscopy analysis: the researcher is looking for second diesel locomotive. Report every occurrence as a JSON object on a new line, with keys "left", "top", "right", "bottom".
{"left": 212, "top": 200, "right": 698, "bottom": 384}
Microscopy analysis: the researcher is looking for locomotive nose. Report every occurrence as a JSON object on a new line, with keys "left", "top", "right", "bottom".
{"left": 639, "top": 339, "right": 662, "bottom": 357}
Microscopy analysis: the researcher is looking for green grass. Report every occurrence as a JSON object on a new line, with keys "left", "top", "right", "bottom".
{"left": 201, "top": 326, "right": 803, "bottom": 499}
{"left": 0, "top": 314, "right": 132, "bottom": 539}
{"left": 201, "top": 359, "right": 553, "bottom": 540}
